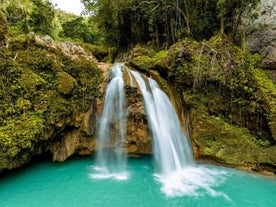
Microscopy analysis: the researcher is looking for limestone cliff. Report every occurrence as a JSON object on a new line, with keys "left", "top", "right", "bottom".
{"left": 244, "top": 0, "right": 276, "bottom": 69}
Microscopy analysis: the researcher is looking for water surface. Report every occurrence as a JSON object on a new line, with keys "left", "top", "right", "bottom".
{"left": 0, "top": 157, "right": 275, "bottom": 207}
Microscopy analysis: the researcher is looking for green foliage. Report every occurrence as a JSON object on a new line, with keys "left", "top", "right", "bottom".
{"left": 83, "top": 0, "right": 260, "bottom": 48}
{"left": 0, "top": 0, "right": 62, "bottom": 38}
{"left": 1, "top": 0, "right": 261, "bottom": 47}
{"left": 60, "top": 17, "right": 95, "bottom": 43}
{"left": 0, "top": 0, "right": 99, "bottom": 44}
{"left": 216, "top": 0, "right": 260, "bottom": 35}
{"left": 0, "top": 0, "right": 33, "bottom": 36}
{"left": 29, "top": 0, "right": 56, "bottom": 37}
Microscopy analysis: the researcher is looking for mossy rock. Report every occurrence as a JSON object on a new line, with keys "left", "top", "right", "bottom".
{"left": 79, "top": 43, "right": 117, "bottom": 62}
{"left": 129, "top": 48, "right": 169, "bottom": 78}
{"left": 190, "top": 104, "right": 276, "bottom": 171}
{"left": 0, "top": 36, "right": 102, "bottom": 172}
{"left": 56, "top": 71, "right": 76, "bottom": 94}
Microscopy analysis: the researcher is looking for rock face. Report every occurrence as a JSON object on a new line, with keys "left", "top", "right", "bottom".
{"left": 125, "top": 85, "right": 152, "bottom": 154}
{"left": 48, "top": 102, "right": 98, "bottom": 161}
{"left": 47, "top": 64, "right": 152, "bottom": 162}
{"left": 26, "top": 32, "right": 98, "bottom": 63}
{"left": 245, "top": 0, "right": 276, "bottom": 69}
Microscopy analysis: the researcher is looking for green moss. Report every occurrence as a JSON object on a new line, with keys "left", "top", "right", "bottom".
{"left": 251, "top": 69, "right": 276, "bottom": 141}
{"left": 131, "top": 49, "right": 168, "bottom": 77}
{"left": 132, "top": 55, "right": 153, "bottom": 71}
{"left": 0, "top": 113, "right": 44, "bottom": 157}
{"left": 190, "top": 103, "right": 275, "bottom": 167}
{"left": 0, "top": 10, "right": 8, "bottom": 42}
{"left": 131, "top": 45, "right": 156, "bottom": 57}
{"left": 56, "top": 71, "right": 76, "bottom": 94}
{"left": 18, "top": 69, "right": 46, "bottom": 92}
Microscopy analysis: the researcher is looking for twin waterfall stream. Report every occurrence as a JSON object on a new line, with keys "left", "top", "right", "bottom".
{"left": 91, "top": 63, "right": 226, "bottom": 197}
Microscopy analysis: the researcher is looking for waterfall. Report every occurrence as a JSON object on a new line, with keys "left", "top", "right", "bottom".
{"left": 90, "top": 64, "right": 228, "bottom": 197}
{"left": 92, "top": 63, "right": 128, "bottom": 180}
{"left": 130, "top": 71, "right": 194, "bottom": 177}
{"left": 130, "top": 71, "right": 227, "bottom": 197}
{"left": 92, "top": 64, "right": 193, "bottom": 179}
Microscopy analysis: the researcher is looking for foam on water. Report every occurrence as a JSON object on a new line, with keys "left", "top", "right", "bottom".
{"left": 154, "top": 165, "right": 230, "bottom": 200}
{"left": 90, "top": 166, "right": 129, "bottom": 181}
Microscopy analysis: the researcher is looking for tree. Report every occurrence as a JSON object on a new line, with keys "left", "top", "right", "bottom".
{"left": 61, "top": 17, "right": 95, "bottom": 43}
{"left": 29, "top": 0, "right": 56, "bottom": 36}
{"left": 217, "top": 0, "right": 260, "bottom": 36}
{"left": 82, "top": 0, "right": 260, "bottom": 48}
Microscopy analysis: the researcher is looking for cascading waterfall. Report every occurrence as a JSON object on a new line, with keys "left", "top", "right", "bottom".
{"left": 130, "top": 70, "right": 227, "bottom": 198}
{"left": 149, "top": 79, "right": 194, "bottom": 172}
{"left": 92, "top": 63, "right": 227, "bottom": 198}
{"left": 130, "top": 71, "right": 193, "bottom": 176}
{"left": 91, "top": 63, "right": 128, "bottom": 180}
